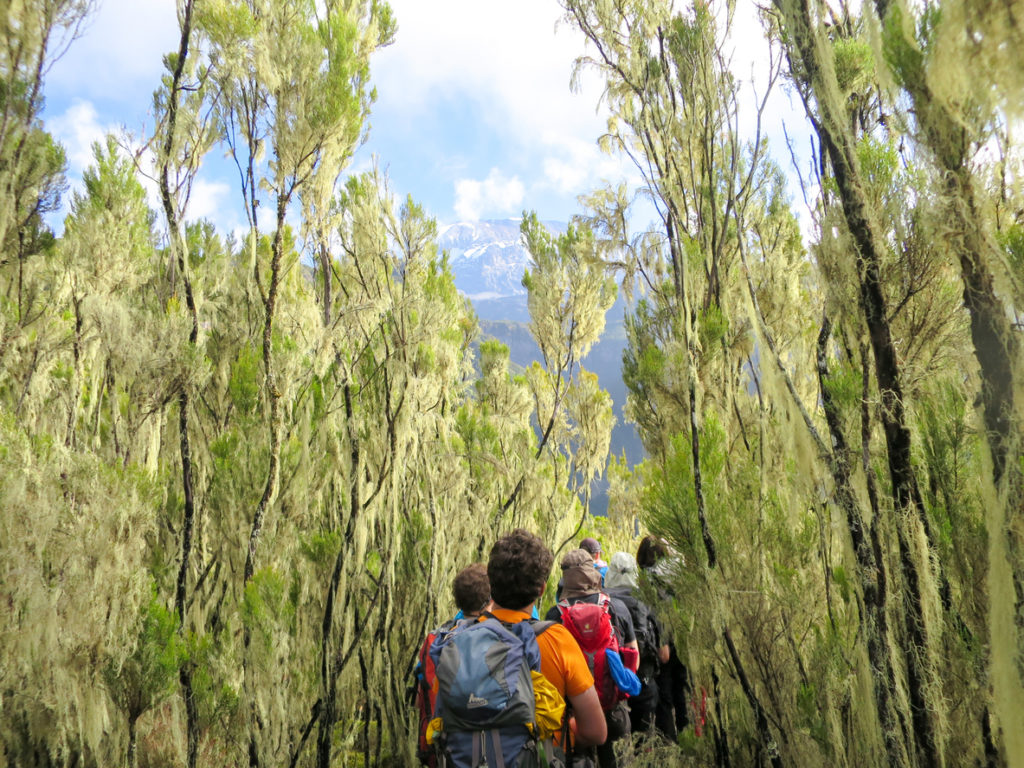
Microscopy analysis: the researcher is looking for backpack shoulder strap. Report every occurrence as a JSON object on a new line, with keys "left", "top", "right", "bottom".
{"left": 417, "top": 632, "right": 433, "bottom": 669}
{"left": 421, "top": 618, "right": 455, "bottom": 657}
{"left": 482, "top": 611, "right": 554, "bottom": 635}
{"left": 430, "top": 617, "right": 459, "bottom": 640}
{"left": 530, "top": 619, "right": 557, "bottom": 637}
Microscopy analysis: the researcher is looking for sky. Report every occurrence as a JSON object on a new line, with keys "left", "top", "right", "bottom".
{"left": 41, "top": 0, "right": 808, "bottom": 233}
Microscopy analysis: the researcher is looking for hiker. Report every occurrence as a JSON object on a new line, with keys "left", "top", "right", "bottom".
{"left": 579, "top": 537, "right": 609, "bottom": 584}
{"left": 604, "top": 551, "right": 670, "bottom": 737}
{"left": 427, "top": 530, "right": 607, "bottom": 767}
{"left": 637, "top": 535, "right": 690, "bottom": 741}
{"left": 412, "top": 563, "right": 493, "bottom": 766}
{"left": 546, "top": 549, "right": 640, "bottom": 768}
{"left": 452, "top": 562, "right": 492, "bottom": 620}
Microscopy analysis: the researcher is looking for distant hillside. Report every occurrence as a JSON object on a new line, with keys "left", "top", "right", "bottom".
{"left": 439, "top": 220, "right": 645, "bottom": 516}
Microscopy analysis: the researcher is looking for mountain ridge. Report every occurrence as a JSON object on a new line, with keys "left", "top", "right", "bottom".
{"left": 438, "top": 218, "right": 565, "bottom": 301}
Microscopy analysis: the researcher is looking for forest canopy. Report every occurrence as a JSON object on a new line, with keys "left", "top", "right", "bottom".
{"left": 1, "top": 0, "right": 1023, "bottom": 767}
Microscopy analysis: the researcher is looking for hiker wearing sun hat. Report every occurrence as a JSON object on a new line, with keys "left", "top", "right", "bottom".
{"left": 605, "top": 551, "right": 670, "bottom": 737}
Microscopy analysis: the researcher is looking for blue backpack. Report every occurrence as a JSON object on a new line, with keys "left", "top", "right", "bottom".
{"left": 428, "top": 614, "right": 555, "bottom": 768}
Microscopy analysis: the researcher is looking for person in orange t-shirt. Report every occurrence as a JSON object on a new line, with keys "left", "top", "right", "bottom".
{"left": 487, "top": 529, "right": 607, "bottom": 752}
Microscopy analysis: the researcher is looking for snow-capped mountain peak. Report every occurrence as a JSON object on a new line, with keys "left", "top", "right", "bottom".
{"left": 438, "top": 218, "right": 564, "bottom": 301}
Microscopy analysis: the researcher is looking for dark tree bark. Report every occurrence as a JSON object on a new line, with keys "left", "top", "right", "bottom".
{"left": 156, "top": 2, "right": 200, "bottom": 765}
{"left": 319, "top": 243, "right": 332, "bottom": 328}
{"left": 773, "top": 0, "right": 943, "bottom": 764}
{"left": 817, "top": 317, "right": 910, "bottom": 764}
{"left": 724, "top": 626, "right": 784, "bottom": 768}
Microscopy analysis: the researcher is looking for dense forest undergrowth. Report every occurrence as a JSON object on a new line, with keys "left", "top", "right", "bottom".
{"left": 2, "top": 0, "right": 1024, "bottom": 766}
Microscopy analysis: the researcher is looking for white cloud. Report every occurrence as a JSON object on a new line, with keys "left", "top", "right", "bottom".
{"left": 454, "top": 169, "right": 525, "bottom": 221}
{"left": 188, "top": 179, "right": 233, "bottom": 223}
{"left": 539, "top": 135, "right": 638, "bottom": 195}
{"left": 256, "top": 202, "right": 278, "bottom": 234}
{"left": 368, "top": 0, "right": 623, "bottom": 221}
{"left": 375, "top": 0, "right": 607, "bottom": 151}
{"left": 47, "top": 100, "right": 112, "bottom": 177}
{"left": 45, "top": 0, "right": 178, "bottom": 110}
{"left": 542, "top": 155, "right": 587, "bottom": 195}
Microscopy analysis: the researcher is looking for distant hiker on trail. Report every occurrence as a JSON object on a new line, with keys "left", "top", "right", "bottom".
{"left": 412, "top": 563, "right": 492, "bottom": 766}
{"left": 604, "top": 551, "right": 669, "bottom": 737}
{"left": 637, "top": 535, "right": 691, "bottom": 741}
{"left": 451, "top": 562, "right": 492, "bottom": 620}
{"left": 425, "top": 530, "right": 607, "bottom": 767}
{"left": 579, "top": 537, "right": 609, "bottom": 584}
{"left": 547, "top": 549, "right": 640, "bottom": 768}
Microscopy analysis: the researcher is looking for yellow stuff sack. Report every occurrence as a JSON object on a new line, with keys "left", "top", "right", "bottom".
{"left": 425, "top": 717, "right": 443, "bottom": 745}
{"left": 531, "top": 670, "right": 566, "bottom": 739}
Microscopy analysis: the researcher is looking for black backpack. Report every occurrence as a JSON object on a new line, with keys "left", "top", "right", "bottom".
{"left": 607, "top": 587, "right": 660, "bottom": 669}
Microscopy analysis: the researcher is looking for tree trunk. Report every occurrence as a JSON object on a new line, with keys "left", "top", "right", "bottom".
{"left": 317, "top": 382, "right": 361, "bottom": 768}
{"left": 320, "top": 243, "right": 331, "bottom": 327}
{"left": 817, "top": 317, "right": 909, "bottom": 765}
{"left": 724, "top": 627, "right": 784, "bottom": 768}
{"left": 244, "top": 196, "right": 289, "bottom": 584}
{"left": 774, "top": 0, "right": 944, "bottom": 764}
{"left": 127, "top": 714, "right": 138, "bottom": 768}
{"left": 666, "top": 215, "right": 717, "bottom": 569}
{"left": 156, "top": 4, "right": 201, "bottom": 765}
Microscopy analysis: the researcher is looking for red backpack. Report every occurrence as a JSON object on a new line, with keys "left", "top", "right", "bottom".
{"left": 411, "top": 619, "right": 456, "bottom": 766}
{"left": 558, "top": 594, "right": 631, "bottom": 711}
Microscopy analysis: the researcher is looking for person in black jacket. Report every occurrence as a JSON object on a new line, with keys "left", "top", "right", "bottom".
{"left": 637, "top": 535, "right": 690, "bottom": 741}
{"left": 604, "top": 551, "right": 670, "bottom": 736}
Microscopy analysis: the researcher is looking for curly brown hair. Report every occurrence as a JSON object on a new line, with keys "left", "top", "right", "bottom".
{"left": 637, "top": 535, "right": 668, "bottom": 569}
{"left": 452, "top": 563, "right": 490, "bottom": 615}
{"left": 487, "top": 528, "right": 554, "bottom": 611}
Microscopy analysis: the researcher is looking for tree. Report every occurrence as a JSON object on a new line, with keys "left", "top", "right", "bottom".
{"left": 564, "top": 0, "right": 1013, "bottom": 765}
{"left": 200, "top": 3, "right": 395, "bottom": 762}
{"left": 148, "top": 2, "right": 225, "bottom": 762}
{"left": 518, "top": 214, "right": 617, "bottom": 542}
{"left": 0, "top": 0, "right": 93, "bottom": 248}
{"left": 769, "top": 0, "right": 1016, "bottom": 763}
{"left": 564, "top": 1, "right": 804, "bottom": 761}
{"left": 871, "top": 2, "right": 1024, "bottom": 757}
{"left": 0, "top": 416, "right": 160, "bottom": 766}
